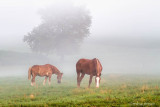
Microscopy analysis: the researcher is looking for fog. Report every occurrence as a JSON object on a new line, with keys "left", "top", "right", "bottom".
{"left": 0, "top": 0, "right": 160, "bottom": 76}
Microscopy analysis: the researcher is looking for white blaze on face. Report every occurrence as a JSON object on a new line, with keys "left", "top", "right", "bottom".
{"left": 96, "top": 77, "right": 100, "bottom": 88}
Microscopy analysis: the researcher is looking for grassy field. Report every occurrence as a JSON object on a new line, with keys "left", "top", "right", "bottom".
{"left": 0, "top": 74, "right": 159, "bottom": 107}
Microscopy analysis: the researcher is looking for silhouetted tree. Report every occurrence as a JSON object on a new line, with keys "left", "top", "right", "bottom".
{"left": 24, "top": 2, "right": 91, "bottom": 59}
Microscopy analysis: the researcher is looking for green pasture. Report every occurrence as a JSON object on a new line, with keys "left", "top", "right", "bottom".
{"left": 0, "top": 74, "right": 159, "bottom": 106}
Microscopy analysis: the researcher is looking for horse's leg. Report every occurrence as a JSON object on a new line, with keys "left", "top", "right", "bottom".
{"left": 43, "top": 76, "right": 48, "bottom": 85}
{"left": 33, "top": 76, "right": 36, "bottom": 86}
{"left": 88, "top": 75, "right": 93, "bottom": 88}
{"left": 31, "top": 75, "right": 36, "bottom": 86}
{"left": 31, "top": 76, "right": 33, "bottom": 86}
{"left": 31, "top": 73, "right": 34, "bottom": 86}
{"left": 48, "top": 75, "right": 52, "bottom": 86}
{"left": 30, "top": 74, "right": 33, "bottom": 86}
{"left": 79, "top": 73, "right": 85, "bottom": 87}
{"left": 77, "top": 72, "right": 80, "bottom": 88}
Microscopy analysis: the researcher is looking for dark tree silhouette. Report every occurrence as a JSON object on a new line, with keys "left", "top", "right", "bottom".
{"left": 24, "top": 2, "right": 91, "bottom": 58}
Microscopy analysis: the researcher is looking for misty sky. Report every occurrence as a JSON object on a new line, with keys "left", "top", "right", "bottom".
{"left": 0, "top": 0, "right": 160, "bottom": 75}
{"left": 0, "top": 0, "right": 160, "bottom": 49}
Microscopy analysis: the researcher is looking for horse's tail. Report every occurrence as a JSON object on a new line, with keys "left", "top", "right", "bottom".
{"left": 28, "top": 67, "right": 32, "bottom": 80}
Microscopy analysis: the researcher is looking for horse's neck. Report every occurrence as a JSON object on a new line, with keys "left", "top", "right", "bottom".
{"left": 54, "top": 71, "right": 60, "bottom": 75}
{"left": 53, "top": 69, "right": 60, "bottom": 75}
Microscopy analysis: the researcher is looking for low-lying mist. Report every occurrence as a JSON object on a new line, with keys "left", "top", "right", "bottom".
{"left": 0, "top": 36, "right": 160, "bottom": 77}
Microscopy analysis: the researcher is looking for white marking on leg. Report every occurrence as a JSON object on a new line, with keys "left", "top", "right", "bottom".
{"left": 31, "top": 82, "right": 33, "bottom": 86}
{"left": 96, "top": 77, "right": 100, "bottom": 88}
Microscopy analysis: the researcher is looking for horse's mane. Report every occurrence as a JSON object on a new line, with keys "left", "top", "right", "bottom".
{"left": 50, "top": 65, "right": 61, "bottom": 75}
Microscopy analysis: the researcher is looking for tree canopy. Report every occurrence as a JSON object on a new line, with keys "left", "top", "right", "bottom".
{"left": 24, "top": 2, "right": 91, "bottom": 57}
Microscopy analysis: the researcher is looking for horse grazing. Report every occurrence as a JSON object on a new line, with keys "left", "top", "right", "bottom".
{"left": 76, "top": 58, "right": 102, "bottom": 88}
{"left": 28, "top": 64, "right": 63, "bottom": 86}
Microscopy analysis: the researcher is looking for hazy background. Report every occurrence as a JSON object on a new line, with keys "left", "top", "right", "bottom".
{"left": 0, "top": 0, "right": 160, "bottom": 76}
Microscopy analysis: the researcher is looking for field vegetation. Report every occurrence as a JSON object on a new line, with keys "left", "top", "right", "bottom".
{"left": 0, "top": 74, "right": 159, "bottom": 106}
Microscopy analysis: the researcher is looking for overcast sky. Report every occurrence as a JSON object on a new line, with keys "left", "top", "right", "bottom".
{"left": 0, "top": 0, "right": 160, "bottom": 74}
{"left": 0, "top": 0, "right": 160, "bottom": 48}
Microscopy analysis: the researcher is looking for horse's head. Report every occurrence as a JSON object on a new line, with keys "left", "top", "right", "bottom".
{"left": 57, "top": 73, "right": 63, "bottom": 83}
{"left": 95, "top": 73, "right": 101, "bottom": 88}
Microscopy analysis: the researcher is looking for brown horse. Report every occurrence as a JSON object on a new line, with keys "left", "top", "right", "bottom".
{"left": 76, "top": 58, "right": 102, "bottom": 88}
{"left": 28, "top": 64, "right": 63, "bottom": 86}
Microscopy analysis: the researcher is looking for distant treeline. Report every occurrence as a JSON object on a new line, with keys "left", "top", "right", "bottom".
{"left": 0, "top": 50, "right": 50, "bottom": 66}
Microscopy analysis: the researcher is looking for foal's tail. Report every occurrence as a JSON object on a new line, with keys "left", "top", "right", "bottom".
{"left": 28, "top": 67, "right": 32, "bottom": 80}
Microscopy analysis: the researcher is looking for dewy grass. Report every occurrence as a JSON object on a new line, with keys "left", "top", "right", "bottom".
{"left": 0, "top": 74, "right": 159, "bottom": 106}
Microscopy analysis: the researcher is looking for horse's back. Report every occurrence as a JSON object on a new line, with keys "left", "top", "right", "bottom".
{"left": 31, "top": 65, "right": 39, "bottom": 72}
{"left": 76, "top": 58, "right": 97, "bottom": 75}
{"left": 76, "top": 58, "right": 90, "bottom": 69}
{"left": 30, "top": 64, "right": 52, "bottom": 76}
{"left": 76, "top": 59, "right": 92, "bottom": 65}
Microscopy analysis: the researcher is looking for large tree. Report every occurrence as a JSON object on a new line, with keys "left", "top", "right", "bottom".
{"left": 24, "top": 2, "right": 91, "bottom": 58}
